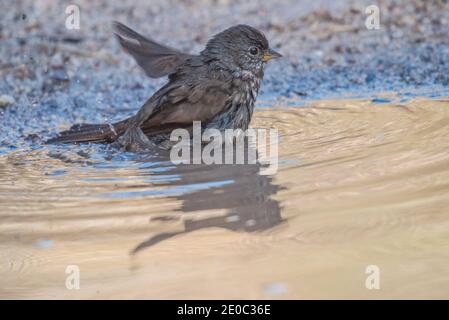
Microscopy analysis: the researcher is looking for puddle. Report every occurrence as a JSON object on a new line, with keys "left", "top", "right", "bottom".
{"left": 1, "top": 97, "right": 449, "bottom": 298}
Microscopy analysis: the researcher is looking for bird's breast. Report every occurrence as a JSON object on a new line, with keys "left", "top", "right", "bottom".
{"left": 232, "top": 75, "right": 261, "bottom": 103}
{"left": 205, "top": 76, "right": 261, "bottom": 131}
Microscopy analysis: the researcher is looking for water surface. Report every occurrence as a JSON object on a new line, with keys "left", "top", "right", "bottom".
{"left": 1, "top": 97, "right": 449, "bottom": 299}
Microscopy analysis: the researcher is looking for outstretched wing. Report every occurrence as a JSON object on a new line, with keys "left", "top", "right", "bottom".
{"left": 113, "top": 21, "right": 192, "bottom": 78}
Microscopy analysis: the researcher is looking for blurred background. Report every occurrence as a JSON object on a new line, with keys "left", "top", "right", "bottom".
{"left": 1, "top": 0, "right": 449, "bottom": 112}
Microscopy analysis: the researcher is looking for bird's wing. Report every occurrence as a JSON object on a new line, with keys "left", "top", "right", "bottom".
{"left": 113, "top": 21, "right": 192, "bottom": 78}
{"left": 136, "top": 78, "right": 232, "bottom": 134}
{"left": 47, "top": 79, "right": 232, "bottom": 146}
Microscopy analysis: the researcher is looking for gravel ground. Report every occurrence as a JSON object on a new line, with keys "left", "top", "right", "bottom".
{"left": 1, "top": 0, "right": 449, "bottom": 148}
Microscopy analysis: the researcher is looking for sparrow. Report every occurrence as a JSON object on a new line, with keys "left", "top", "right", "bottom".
{"left": 48, "top": 22, "right": 282, "bottom": 150}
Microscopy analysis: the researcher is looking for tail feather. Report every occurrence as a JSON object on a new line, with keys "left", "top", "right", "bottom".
{"left": 47, "top": 120, "right": 129, "bottom": 144}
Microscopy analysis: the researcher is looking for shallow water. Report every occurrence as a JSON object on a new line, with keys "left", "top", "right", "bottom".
{"left": 1, "top": 97, "right": 449, "bottom": 299}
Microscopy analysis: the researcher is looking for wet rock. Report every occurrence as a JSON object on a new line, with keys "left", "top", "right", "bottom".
{"left": 25, "top": 133, "right": 42, "bottom": 143}
{"left": 48, "top": 68, "right": 69, "bottom": 82}
{"left": 365, "top": 72, "right": 376, "bottom": 84}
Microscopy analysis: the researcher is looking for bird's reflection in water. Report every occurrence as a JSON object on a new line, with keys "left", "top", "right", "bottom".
{"left": 131, "top": 147, "right": 284, "bottom": 255}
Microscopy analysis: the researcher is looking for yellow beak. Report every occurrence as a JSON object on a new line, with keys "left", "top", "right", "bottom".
{"left": 262, "top": 48, "right": 283, "bottom": 62}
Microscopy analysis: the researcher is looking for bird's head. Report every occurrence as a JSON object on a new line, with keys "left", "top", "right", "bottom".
{"left": 202, "top": 24, "right": 282, "bottom": 78}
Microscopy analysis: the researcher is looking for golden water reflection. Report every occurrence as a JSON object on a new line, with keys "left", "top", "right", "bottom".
{"left": 1, "top": 97, "right": 449, "bottom": 299}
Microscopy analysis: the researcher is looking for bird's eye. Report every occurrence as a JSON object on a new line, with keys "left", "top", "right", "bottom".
{"left": 249, "top": 46, "right": 259, "bottom": 56}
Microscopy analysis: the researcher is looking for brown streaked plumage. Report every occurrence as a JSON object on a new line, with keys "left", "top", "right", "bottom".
{"left": 47, "top": 22, "right": 282, "bottom": 151}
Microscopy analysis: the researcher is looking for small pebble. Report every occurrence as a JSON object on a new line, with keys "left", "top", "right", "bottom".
{"left": 33, "top": 239, "right": 54, "bottom": 249}
{"left": 225, "top": 215, "right": 240, "bottom": 222}
{"left": 263, "top": 282, "right": 287, "bottom": 296}
{"left": 0, "top": 95, "right": 16, "bottom": 108}
{"left": 245, "top": 219, "right": 256, "bottom": 227}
